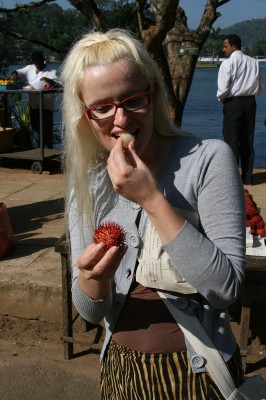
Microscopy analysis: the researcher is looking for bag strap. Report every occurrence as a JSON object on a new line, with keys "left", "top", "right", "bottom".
{"left": 157, "top": 290, "right": 237, "bottom": 399}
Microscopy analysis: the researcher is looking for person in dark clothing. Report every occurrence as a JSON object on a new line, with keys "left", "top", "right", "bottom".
{"left": 217, "top": 34, "right": 264, "bottom": 185}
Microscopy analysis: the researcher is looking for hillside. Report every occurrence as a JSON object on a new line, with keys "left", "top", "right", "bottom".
{"left": 221, "top": 17, "right": 266, "bottom": 46}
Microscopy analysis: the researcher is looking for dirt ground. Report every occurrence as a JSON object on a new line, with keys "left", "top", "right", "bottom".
{"left": 0, "top": 299, "right": 265, "bottom": 379}
{"left": 0, "top": 314, "right": 102, "bottom": 400}
{"left": 0, "top": 313, "right": 103, "bottom": 372}
{"left": 0, "top": 160, "right": 265, "bottom": 395}
{"left": 228, "top": 297, "right": 266, "bottom": 377}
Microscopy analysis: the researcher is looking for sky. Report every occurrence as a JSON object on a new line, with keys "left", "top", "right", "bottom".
{"left": 5, "top": 0, "right": 266, "bottom": 29}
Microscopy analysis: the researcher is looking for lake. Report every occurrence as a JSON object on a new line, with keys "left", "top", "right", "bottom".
{"left": 182, "top": 62, "right": 266, "bottom": 168}
{"left": 6, "top": 63, "right": 266, "bottom": 167}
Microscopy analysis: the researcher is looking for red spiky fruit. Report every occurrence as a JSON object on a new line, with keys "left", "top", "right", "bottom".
{"left": 93, "top": 221, "right": 126, "bottom": 250}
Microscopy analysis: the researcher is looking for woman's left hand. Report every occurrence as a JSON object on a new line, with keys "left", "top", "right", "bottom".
{"left": 107, "top": 138, "right": 159, "bottom": 206}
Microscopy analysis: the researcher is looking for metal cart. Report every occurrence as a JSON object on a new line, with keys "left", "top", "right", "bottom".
{"left": 0, "top": 88, "right": 63, "bottom": 173}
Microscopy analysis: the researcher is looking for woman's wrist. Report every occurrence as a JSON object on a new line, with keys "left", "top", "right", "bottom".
{"left": 78, "top": 272, "right": 111, "bottom": 301}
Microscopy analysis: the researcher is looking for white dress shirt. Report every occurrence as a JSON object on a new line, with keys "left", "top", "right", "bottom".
{"left": 217, "top": 50, "right": 264, "bottom": 101}
{"left": 16, "top": 64, "right": 60, "bottom": 110}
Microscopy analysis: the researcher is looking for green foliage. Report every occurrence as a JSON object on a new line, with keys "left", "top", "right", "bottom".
{"left": 11, "top": 102, "right": 32, "bottom": 148}
{"left": 0, "top": 3, "right": 89, "bottom": 65}
{"left": 1, "top": 2, "right": 266, "bottom": 66}
{"left": 104, "top": 0, "right": 137, "bottom": 32}
{"left": 0, "top": 1, "right": 141, "bottom": 66}
{"left": 220, "top": 18, "right": 266, "bottom": 47}
{"left": 201, "top": 18, "right": 266, "bottom": 58}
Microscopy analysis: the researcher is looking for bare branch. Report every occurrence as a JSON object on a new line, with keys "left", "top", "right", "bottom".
{"left": 0, "top": 0, "right": 55, "bottom": 13}
{"left": 196, "top": 0, "right": 231, "bottom": 47}
{"left": 139, "top": 0, "right": 179, "bottom": 56}
{"left": 2, "top": 28, "right": 65, "bottom": 59}
{"left": 69, "top": 0, "right": 105, "bottom": 30}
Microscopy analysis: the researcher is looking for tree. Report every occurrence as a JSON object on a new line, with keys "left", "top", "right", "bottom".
{"left": 200, "top": 27, "right": 223, "bottom": 60}
{"left": 0, "top": 0, "right": 232, "bottom": 126}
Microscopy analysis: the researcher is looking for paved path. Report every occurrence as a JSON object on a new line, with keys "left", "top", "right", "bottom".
{"left": 0, "top": 164, "right": 64, "bottom": 321}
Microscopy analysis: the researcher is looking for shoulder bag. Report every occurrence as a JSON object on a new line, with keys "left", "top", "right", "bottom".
{"left": 158, "top": 291, "right": 266, "bottom": 400}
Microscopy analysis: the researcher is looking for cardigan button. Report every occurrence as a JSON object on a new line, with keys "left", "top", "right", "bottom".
{"left": 191, "top": 355, "right": 205, "bottom": 368}
{"left": 175, "top": 297, "right": 189, "bottom": 310}
{"left": 129, "top": 234, "right": 140, "bottom": 248}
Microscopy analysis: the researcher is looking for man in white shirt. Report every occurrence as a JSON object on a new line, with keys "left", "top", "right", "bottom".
{"left": 217, "top": 34, "right": 264, "bottom": 185}
{"left": 11, "top": 51, "right": 60, "bottom": 149}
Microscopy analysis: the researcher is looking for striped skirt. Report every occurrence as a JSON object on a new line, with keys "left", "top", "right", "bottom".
{"left": 100, "top": 340, "right": 243, "bottom": 400}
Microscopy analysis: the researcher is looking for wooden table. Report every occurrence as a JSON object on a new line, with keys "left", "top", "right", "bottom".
{"left": 55, "top": 234, "right": 266, "bottom": 365}
{"left": 54, "top": 234, "right": 102, "bottom": 359}
{"left": 239, "top": 255, "right": 266, "bottom": 372}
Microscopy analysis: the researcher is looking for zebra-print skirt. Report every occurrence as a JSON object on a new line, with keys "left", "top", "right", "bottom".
{"left": 100, "top": 340, "right": 243, "bottom": 400}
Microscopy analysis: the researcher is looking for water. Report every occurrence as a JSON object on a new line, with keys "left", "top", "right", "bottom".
{"left": 182, "top": 62, "right": 266, "bottom": 168}
{"left": 5, "top": 64, "right": 266, "bottom": 166}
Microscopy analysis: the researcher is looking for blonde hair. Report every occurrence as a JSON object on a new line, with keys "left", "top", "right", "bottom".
{"left": 61, "top": 28, "right": 182, "bottom": 227}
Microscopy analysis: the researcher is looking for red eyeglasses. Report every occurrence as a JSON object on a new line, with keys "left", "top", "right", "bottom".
{"left": 84, "top": 91, "right": 151, "bottom": 120}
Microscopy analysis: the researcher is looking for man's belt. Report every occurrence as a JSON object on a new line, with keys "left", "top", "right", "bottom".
{"left": 223, "top": 95, "right": 255, "bottom": 103}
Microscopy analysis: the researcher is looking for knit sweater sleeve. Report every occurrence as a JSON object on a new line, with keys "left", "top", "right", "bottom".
{"left": 68, "top": 193, "right": 113, "bottom": 324}
{"left": 162, "top": 139, "right": 246, "bottom": 308}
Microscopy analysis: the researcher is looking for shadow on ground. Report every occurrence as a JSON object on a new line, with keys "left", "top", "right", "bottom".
{"left": 253, "top": 171, "right": 266, "bottom": 185}
{"left": 0, "top": 157, "right": 63, "bottom": 175}
{"left": 6, "top": 197, "right": 64, "bottom": 257}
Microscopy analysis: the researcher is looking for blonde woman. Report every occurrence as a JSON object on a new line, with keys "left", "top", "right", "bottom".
{"left": 61, "top": 29, "right": 245, "bottom": 399}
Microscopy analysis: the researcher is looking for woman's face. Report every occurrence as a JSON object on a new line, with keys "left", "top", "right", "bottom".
{"left": 81, "top": 60, "right": 154, "bottom": 156}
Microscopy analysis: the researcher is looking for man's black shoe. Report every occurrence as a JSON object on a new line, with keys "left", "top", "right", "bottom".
{"left": 243, "top": 178, "right": 254, "bottom": 185}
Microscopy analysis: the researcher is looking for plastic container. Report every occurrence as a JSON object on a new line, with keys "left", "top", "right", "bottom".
{"left": 0, "top": 82, "right": 24, "bottom": 90}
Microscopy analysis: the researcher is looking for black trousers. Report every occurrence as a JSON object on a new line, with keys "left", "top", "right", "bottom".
{"left": 30, "top": 108, "right": 54, "bottom": 149}
{"left": 222, "top": 96, "right": 256, "bottom": 183}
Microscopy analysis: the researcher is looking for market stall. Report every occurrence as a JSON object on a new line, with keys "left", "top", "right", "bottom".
{"left": 0, "top": 87, "right": 63, "bottom": 173}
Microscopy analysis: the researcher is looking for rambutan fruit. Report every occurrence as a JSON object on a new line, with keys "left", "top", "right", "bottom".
{"left": 93, "top": 221, "right": 126, "bottom": 250}
{"left": 246, "top": 206, "right": 258, "bottom": 218}
{"left": 246, "top": 220, "right": 256, "bottom": 228}
{"left": 250, "top": 228, "right": 257, "bottom": 236}
{"left": 257, "top": 220, "right": 265, "bottom": 229}
{"left": 257, "top": 228, "right": 266, "bottom": 237}
{"left": 251, "top": 214, "right": 262, "bottom": 223}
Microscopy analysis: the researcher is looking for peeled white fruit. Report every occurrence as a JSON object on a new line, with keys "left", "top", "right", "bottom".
{"left": 119, "top": 133, "right": 134, "bottom": 148}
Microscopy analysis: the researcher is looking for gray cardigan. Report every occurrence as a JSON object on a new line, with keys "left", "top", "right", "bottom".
{"left": 69, "top": 135, "right": 246, "bottom": 373}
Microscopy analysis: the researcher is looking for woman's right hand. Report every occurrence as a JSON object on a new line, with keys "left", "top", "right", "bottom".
{"left": 76, "top": 242, "right": 127, "bottom": 300}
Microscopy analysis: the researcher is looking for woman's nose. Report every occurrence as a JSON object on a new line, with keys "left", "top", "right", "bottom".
{"left": 113, "top": 106, "right": 131, "bottom": 127}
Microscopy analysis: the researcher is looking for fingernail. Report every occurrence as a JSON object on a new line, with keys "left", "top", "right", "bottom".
{"left": 95, "top": 242, "right": 104, "bottom": 249}
{"left": 110, "top": 246, "right": 119, "bottom": 254}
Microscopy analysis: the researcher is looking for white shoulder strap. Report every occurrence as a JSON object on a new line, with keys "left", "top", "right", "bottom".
{"left": 157, "top": 290, "right": 236, "bottom": 399}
